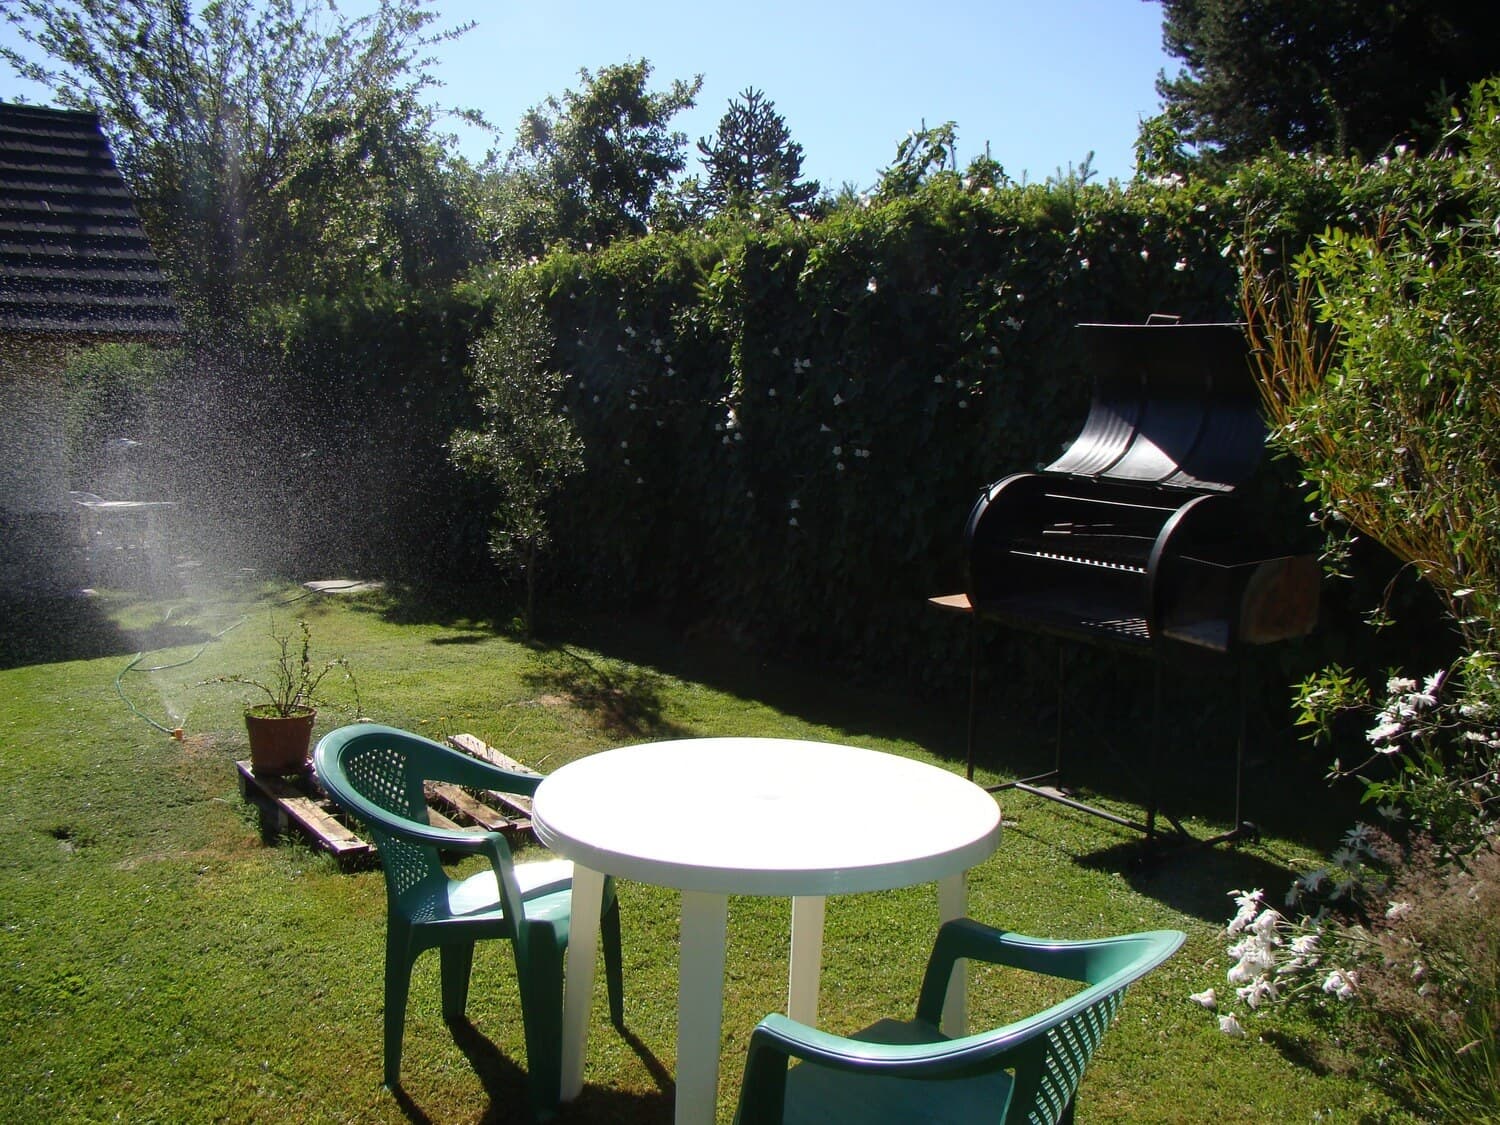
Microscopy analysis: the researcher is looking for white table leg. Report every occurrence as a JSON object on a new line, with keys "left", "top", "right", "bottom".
{"left": 937, "top": 872, "right": 968, "bottom": 1037}
{"left": 677, "top": 890, "right": 729, "bottom": 1125}
{"left": 787, "top": 895, "right": 825, "bottom": 1024}
{"left": 560, "top": 864, "right": 605, "bottom": 1101}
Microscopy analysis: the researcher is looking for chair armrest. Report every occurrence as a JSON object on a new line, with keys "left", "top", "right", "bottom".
{"left": 915, "top": 917, "right": 1184, "bottom": 1026}
{"left": 426, "top": 747, "right": 544, "bottom": 797}
{"left": 737, "top": 1010, "right": 1040, "bottom": 1124}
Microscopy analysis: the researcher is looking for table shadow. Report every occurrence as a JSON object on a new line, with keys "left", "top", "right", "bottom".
{"left": 387, "top": 1016, "right": 673, "bottom": 1125}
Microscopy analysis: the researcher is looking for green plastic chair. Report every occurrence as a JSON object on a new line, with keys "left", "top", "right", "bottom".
{"left": 313, "top": 723, "right": 624, "bottom": 1118}
{"left": 734, "top": 918, "right": 1185, "bottom": 1125}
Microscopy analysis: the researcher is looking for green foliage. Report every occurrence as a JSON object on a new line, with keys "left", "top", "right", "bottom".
{"left": 461, "top": 169, "right": 1242, "bottom": 688}
{"left": 1226, "top": 82, "right": 1500, "bottom": 1116}
{"left": 876, "top": 120, "right": 961, "bottom": 197}
{"left": 1157, "top": 0, "right": 1500, "bottom": 165}
{"left": 1242, "top": 80, "right": 1500, "bottom": 847}
{"left": 449, "top": 293, "right": 584, "bottom": 635}
{"left": 694, "top": 87, "right": 819, "bottom": 219}
{"left": 495, "top": 59, "right": 702, "bottom": 255}
{"left": 1, "top": 0, "right": 478, "bottom": 324}
{"left": 214, "top": 616, "right": 359, "bottom": 718}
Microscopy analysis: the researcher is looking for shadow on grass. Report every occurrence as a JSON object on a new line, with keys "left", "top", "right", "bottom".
{"left": 521, "top": 645, "right": 690, "bottom": 741}
{"left": 539, "top": 610, "right": 1358, "bottom": 858}
{"left": 360, "top": 585, "right": 1360, "bottom": 866}
{"left": 400, "top": 1017, "right": 671, "bottom": 1125}
{"left": 0, "top": 594, "right": 136, "bottom": 669}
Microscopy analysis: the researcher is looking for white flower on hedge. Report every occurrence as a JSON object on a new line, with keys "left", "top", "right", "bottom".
{"left": 788, "top": 498, "right": 800, "bottom": 510}
{"left": 833, "top": 446, "right": 842, "bottom": 456}
{"left": 1174, "top": 259, "right": 1189, "bottom": 271}
{"left": 1366, "top": 719, "right": 1403, "bottom": 748}
{"left": 1079, "top": 257, "right": 1090, "bottom": 269}
{"left": 1218, "top": 1013, "right": 1246, "bottom": 1038}
{"left": 1188, "top": 988, "right": 1217, "bottom": 1009}
{"left": 833, "top": 393, "right": 844, "bottom": 406}
{"left": 788, "top": 516, "right": 799, "bottom": 527}
{"left": 866, "top": 277, "right": 878, "bottom": 293}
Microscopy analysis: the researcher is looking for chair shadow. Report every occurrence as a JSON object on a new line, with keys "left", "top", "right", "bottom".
{"left": 393, "top": 1017, "right": 673, "bottom": 1125}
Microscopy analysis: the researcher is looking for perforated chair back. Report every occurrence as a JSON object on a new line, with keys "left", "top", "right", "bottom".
{"left": 735, "top": 918, "right": 1185, "bottom": 1125}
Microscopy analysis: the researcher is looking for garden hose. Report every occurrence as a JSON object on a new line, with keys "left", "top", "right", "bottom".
{"left": 112, "top": 579, "right": 372, "bottom": 738}
{"left": 113, "top": 609, "right": 247, "bottom": 739}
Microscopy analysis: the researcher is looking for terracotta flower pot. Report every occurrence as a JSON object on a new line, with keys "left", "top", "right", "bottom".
{"left": 244, "top": 706, "right": 316, "bottom": 775}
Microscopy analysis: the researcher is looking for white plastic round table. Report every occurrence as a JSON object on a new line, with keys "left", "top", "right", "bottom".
{"left": 532, "top": 737, "right": 1002, "bottom": 1124}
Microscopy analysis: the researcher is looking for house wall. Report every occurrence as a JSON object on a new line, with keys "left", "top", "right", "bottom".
{"left": 0, "top": 338, "right": 72, "bottom": 514}
{"left": 0, "top": 337, "right": 84, "bottom": 594}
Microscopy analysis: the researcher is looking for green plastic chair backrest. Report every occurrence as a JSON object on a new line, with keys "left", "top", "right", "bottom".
{"left": 314, "top": 723, "right": 541, "bottom": 912}
{"left": 914, "top": 921, "right": 1185, "bottom": 1124}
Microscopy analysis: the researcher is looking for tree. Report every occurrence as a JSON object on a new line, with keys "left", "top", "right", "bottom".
{"left": 448, "top": 295, "right": 583, "bottom": 636}
{"left": 1, "top": 0, "right": 477, "bottom": 322}
{"left": 1155, "top": 0, "right": 1500, "bottom": 165}
{"left": 695, "top": 87, "right": 819, "bottom": 218}
{"left": 875, "top": 120, "right": 958, "bottom": 198}
{"left": 498, "top": 59, "right": 701, "bottom": 254}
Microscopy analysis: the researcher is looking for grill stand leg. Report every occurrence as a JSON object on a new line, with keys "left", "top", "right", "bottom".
{"left": 965, "top": 612, "right": 978, "bottom": 782}
{"left": 943, "top": 598, "right": 1254, "bottom": 857}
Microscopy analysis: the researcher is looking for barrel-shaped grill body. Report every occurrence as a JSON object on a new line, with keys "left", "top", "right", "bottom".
{"left": 961, "top": 322, "right": 1317, "bottom": 654}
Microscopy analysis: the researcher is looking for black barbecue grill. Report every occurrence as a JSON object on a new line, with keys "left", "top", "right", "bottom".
{"left": 933, "top": 317, "right": 1320, "bottom": 849}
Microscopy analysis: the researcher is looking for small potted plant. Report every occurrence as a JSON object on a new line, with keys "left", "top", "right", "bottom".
{"left": 217, "top": 617, "right": 359, "bottom": 775}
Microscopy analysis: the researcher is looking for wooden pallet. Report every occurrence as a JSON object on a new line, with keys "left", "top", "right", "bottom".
{"left": 236, "top": 761, "right": 376, "bottom": 870}
{"left": 236, "top": 734, "right": 540, "bottom": 870}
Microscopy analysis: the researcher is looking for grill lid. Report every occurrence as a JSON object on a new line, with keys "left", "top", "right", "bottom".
{"left": 1046, "top": 321, "right": 1260, "bottom": 493}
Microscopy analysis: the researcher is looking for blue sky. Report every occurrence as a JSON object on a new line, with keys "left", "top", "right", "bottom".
{"left": 2, "top": 1, "right": 1178, "bottom": 190}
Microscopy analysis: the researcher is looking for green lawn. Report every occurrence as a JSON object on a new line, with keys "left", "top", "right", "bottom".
{"left": 0, "top": 578, "right": 1413, "bottom": 1123}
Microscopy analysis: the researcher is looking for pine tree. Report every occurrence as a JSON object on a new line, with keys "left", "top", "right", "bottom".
{"left": 696, "top": 88, "right": 819, "bottom": 218}
{"left": 1156, "top": 0, "right": 1500, "bottom": 164}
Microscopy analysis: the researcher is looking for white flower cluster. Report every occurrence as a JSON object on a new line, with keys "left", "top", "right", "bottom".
{"left": 1366, "top": 671, "right": 1445, "bottom": 753}
{"left": 1192, "top": 885, "right": 1359, "bottom": 1036}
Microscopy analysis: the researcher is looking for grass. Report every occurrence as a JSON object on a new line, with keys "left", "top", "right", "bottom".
{"left": 0, "top": 575, "right": 1418, "bottom": 1123}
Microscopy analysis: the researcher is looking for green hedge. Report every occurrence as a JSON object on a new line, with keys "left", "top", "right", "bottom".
{"left": 236, "top": 151, "right": 1443, "bottom": 690}
{"left": 469, "top": 176, "right": 1245, "bottom": 686}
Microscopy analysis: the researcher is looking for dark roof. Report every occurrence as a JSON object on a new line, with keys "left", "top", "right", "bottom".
{"left": 0, "top": 101, "right": 182, "bottom": 339}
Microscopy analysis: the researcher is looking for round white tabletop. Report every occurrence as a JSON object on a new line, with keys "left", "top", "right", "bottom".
{"left": 532, "top": 736, "right": 1001, "bottom": 895}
